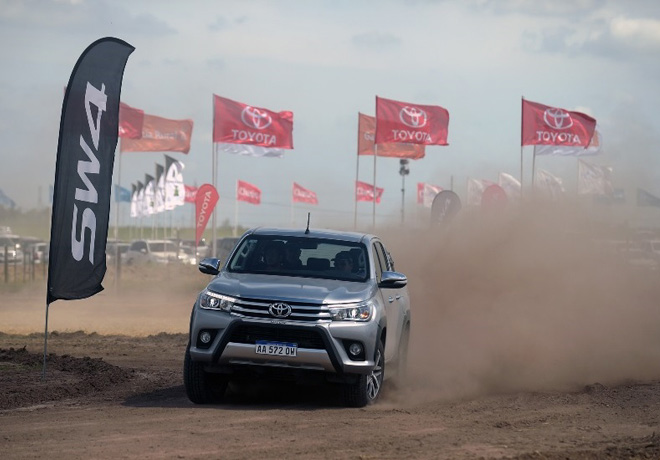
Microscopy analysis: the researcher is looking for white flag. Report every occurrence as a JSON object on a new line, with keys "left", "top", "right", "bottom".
{"left": 535, "top": 169, "right": 565, "bottom": 200}
{"left": 143, "top": 176, "right": 156, "bottom": 216}
{"left": 165, "top": 155, "right": 185, "bottom": 210}
{"left": 467, "top": 178, "right": 495, "bottom": 207}
{"left": 498, "top": 173, "right": 521, "bottom": 200}
{"left": 578, "top": 159, "right": 613, "bottom": 196}
{"left": 216, "top": 142, "right": 285, "bottom": 158}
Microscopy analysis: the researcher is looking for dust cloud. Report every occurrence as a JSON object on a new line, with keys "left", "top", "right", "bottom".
{"left": 381, "top": 200, "right": 660, "bottom": 402}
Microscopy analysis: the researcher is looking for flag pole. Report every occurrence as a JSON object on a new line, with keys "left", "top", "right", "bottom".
{"left": 520, "top": 96, "right": 524, "bottom": 200}
{"left": 233, "top": 180, "right": 239, "bottom": 237}
{"left": 211, "top": 97, "right": 217, "bottom": 259}
{"left": 42, "top": 302, "right": 50, "bottom": 379}
{"left": 290, "top": 187, "right": 294, "bottom": 227}
{"left": 354, "top": 115, "right": 360, "bottom": 230}
{"left": 372, "top": 144, "right": 378, "bottom": 230}
{"left": 114, "top": 147, "right": 121, "bottom": 288}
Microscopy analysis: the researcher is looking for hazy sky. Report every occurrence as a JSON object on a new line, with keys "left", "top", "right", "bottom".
{"left": 2, "top": 0, "right": 660, "bottom": 229}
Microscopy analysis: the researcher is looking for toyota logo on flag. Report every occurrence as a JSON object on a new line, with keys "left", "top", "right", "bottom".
{"left": 543, "top": 108, "right": 573, "bottom": 130}
{"left": 241, "top": 106, "right": 272, "bottom": 130}
{"left": 399, "top": 106, "right": 427, "bottom": 128}
{"left": 268, "top": 303, "right": 292, "bottom": 318}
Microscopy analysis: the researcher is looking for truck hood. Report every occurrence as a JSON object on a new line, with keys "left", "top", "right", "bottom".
{"left": 205, "top": 272, "right": 377, "bottom": 304}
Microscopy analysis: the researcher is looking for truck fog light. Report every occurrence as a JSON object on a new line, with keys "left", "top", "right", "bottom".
{"left": 199, "top": 331, "right": 212, "bottom": 344}
{"left": 348, "top": 343, "right": 363, "bottom": 356}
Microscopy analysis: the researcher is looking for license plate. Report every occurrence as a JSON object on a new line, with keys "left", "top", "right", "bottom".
{"left": 255, "top": 341, "right": 298, "bottom": 357}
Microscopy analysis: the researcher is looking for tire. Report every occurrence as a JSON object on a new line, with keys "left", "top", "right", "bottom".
{"left": 183, "top": 346, "right": 228, "bottom": 404}
{"left": 343, "top": 340, "right": 384, "bottom": 408}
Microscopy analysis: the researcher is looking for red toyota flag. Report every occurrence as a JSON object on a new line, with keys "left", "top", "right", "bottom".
{"left": 118, "top": 102, "right": 144, "bottom": 139}
{"left": 184, "top": 185, "right": 197, "bottom": 203}
{"left": 213, "top": 95, "right": 293, "bottom": 148}
{"left": 356, "top": 181, "right": 384, "bottom": 204}
{"left": 521, "top": 98, "right": 596, "bottom": 147}
{"left": 195, "top": 184, "right": 219, "bottom": 246}
{"left": 120, "top": 114, "right": 193, "bottom": 153}
{"left": 358, "top": 113, "right": 425, "bottom": 158}
{"left": 237, "top": 180, "right": 261, "bottom": 205}
{"left": 375, "top": 96, "right": 449, "bottom": 146}
{"left": 292, "top": 182, "right": 318, "bottom": 205}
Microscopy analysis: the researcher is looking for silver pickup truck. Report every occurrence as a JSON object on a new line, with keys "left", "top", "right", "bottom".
{"left": 184, "top": 227, "right": 411, "bottom": 407}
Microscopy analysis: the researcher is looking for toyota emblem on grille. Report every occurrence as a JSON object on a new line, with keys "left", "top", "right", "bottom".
{"left": 268, "top": 303, "right": 292, "bottom": 318}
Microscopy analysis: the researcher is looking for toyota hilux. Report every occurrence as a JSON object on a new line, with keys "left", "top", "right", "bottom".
{"left": 184, "top": 227, "right": 411, "bottom": 407}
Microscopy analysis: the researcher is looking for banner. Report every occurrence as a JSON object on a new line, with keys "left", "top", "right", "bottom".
{"left": 498, "top": 173, "right": 521, "bottom": 200}
{"left": 417, "top": 182, "right": 442, "bottom": 208}
{"left": 358, "top": 113, "right": 425, "bottom": 158}
{"left": 154, "top": 163, "right": 165, "bottom": 213}
{"left": 164, "top": 155, "right": 185, "bottom": 210}
{"left": 120, "top": 114, "right": 193, "bottom": 153}
{"left": 467, "top": 178, "right": 495, "bottom": 207}
{"left": 216, "top": 142, "right": 285, "bottom": 158}
{"left": 113, "top": 185, "right": 131, "bottom": 203}
{"left": 521, "top": 98, "right": 596, "bottom": 147}
{"left": 431, "top": 190, "right": 461, "bottom": 226}
{"left": 237, "top": 180, "right": 261, "bottom": 205}
{"left": 213, "top": 95, "right": 293, "bottom": 149}
{"left": 195, "top": 184, "right": 219, "bottom": 245}
{"left": 356, "top": 180, "right": 384, "bottom": 203}
{"left": 535, "top": 128, "right": 602, "bottom": 156}
{"left": 135, "top": 181, "right": 144, "bottom": 217}
{"left": 577, "top": 159, "right": 613, "bottom": 196}
{"left": 481, "top": 184, "right": 508, "bottom": 209}
{"left": 292, "top": 182, "right": 318, "bottom": 205}
{"left": 375, "top": 96, "right": 449, "bottom": 146}
{"left": 118, "top": 102, "right": 144, "bottom": 139}
{"left": 129, "top": 184, "right": 138, "bottom": 218}
{"left": 0, "top": 188, "right": 16, "bottom": 209}
{"left": 47, "top": 37, "right": 134, "bottom": 304}
{"left": 535, "top": 169, "right": 565, "bottom": 200}
{"left": 636, "top": 188, "right": 660, "bottom": 207}
{"left": 143, "top": 174, "right": 155, "bottom": 215}
{"left": 184, "top": 185, "right": 197, "bottom": 203}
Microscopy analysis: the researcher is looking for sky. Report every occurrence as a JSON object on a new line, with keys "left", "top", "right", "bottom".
{"left": 2, "top": 0, "right": 660, "bottom": 230}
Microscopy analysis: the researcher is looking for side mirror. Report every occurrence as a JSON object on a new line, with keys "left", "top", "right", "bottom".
{"left": 379, "top": 271, "right": 408, "bottom": 288}
{"left": 198, "top": 257, "right": 221, "bottom": 275}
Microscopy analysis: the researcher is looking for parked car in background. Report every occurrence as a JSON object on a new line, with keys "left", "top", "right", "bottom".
{"left": 0, "top": 234, "right": 24, "bottom": 264}
{"left": 31, "top": 242, "right": 50, "bottom": 264}
{"left": 124, "top": 239, "right": 181, "bottom": 265}
{"left": 106, "top": 241, "right": 130, "bottom": 264}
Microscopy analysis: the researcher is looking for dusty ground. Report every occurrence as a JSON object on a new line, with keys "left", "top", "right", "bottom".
{"left": 2, "top": 210, "right": 660, "bottom": 459}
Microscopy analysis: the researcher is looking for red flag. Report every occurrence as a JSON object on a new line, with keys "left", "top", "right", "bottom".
{"left": 356, "top": 181, "right": 384, "bottom": 204}
{"left": 481, "top": 184, "right": 508, "bottom": 209}
{"left": 184, "top": 185, "right": 197, "bottom": 203}
{"left": 118, "top": 102, "right": 144, "bottom": 139}
{"left": 358, "top": 113, "right": 425, "bottom": 158}
{"left": 375, "top": 96, "right": 449, "bottom": 146}
{"left": 237, "top": 180, "right": 261, "bottom": 205}
{"left": 213, "top": 95, "right": 293, "bottom": 148}
{"left": 195, "top": 184, "right": 219, "bottom": 245}
{"left": 417, "top": 182, "right": 442, "bottom": 207}
{"left": 292, "top": 182, "right": 318, "bottom": 205}
{"left": 521, "top": 99, "right": 596, "bottom": 147}
{"left": 120, "top": 114, "right": 193, "bottom": 153}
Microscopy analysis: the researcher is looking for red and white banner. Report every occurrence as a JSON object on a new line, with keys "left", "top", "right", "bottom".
{"left": 375, "top": 96, "right": 449, "bottom": 146}
{"left": 237, "top": 180, "right": 261, "bottom": 205}
{"left": 292, "top": 182, "right": 318, "bottom": 205}
{"left": 535, "top": 128, "right": 602, "bottom": 156}
{"left": 195, "top": 184, "right": 219, "bottom": 245}
{"left": 498, "top": 172, "right": 521, "bottom": 200}
{"left": 416, "top": 182, "right": 442, "bottom": 208}
{"left": 184, "top": 185, "right": 197, "bottom": 203}
{"left": 356, "top": 181, "right": 384, "bottom": 204}
{"left": 118, "top": 102, "right": 144, "bottom": 139}
{"left": 358, "top": 113, "right": 425, "bottom": 158}
{"left": 120, "top": 114, "right": 193, "bottom": 153}
{"left": 213, "top": 95, "right": 293, "bottom": 149}
{"left": 467, "top": 178, "right": 496, "bottom": 207}
{"left": 521, "top": 98, "right": 596, "bottom": 147}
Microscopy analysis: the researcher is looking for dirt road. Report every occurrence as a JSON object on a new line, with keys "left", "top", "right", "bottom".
{"left": 2, "top": 216, "right": 660, "bottom": 458}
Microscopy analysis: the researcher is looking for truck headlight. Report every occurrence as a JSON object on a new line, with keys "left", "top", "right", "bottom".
{"left": 328, "top": 302, "right": 372, "bottom": 321}
{"left": 199, "top": 290, "right": 235, "bottom": 312}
